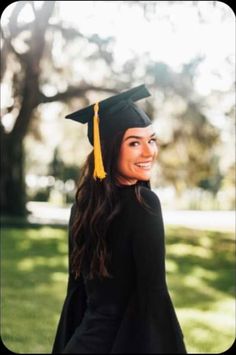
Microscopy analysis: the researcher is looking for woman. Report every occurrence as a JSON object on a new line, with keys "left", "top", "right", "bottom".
{"left": 52, "top": 85, "right": 187, "bottom": 353}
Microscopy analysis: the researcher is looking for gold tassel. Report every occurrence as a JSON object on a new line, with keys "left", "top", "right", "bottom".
{"left": 93, "top": 102, "right": 106, "bottom": 180}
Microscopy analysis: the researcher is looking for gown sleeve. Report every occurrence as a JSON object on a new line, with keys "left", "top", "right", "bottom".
{"left": 52, "top": 203, "right": 87, "bottom": 354}
{"left": 111, "top": 188, "right": 186, "bottom": 354}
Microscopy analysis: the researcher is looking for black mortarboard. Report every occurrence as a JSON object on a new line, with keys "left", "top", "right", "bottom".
{"left": 65, "top": 84, "right": 152, "bottom": 180}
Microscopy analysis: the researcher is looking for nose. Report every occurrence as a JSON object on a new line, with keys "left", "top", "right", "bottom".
{"left": 141, "top": 142, "right": 157, "bottom": 157}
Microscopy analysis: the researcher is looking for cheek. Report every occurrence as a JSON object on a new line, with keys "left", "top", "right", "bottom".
{"left": 117, "top": 152, "right": 128, "bottom": 173}
{"left": 117, "top": 147, "right": 137, "bottom": 172}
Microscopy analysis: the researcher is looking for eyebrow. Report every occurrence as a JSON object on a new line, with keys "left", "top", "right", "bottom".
{"left": 124, "top": 133, "right": 156, "bottom": 141}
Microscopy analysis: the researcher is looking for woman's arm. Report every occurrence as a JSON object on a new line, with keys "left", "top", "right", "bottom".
{"left": 132, "top": 188, "right": 167, "bottom": 294}
{"left": 131, "top": 188, "right": 186, "bottom": 353}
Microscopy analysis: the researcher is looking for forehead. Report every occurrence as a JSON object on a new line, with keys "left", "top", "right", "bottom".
{"left": 123, "top": 125, "right": 154, "bottom": 139}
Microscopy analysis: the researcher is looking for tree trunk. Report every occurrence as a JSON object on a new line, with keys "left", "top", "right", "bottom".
{"left": 1, "top": 1, "right": 55, "bottom": 217}
{"left": 1, "top": 130, "right": 26, "bottom": 216}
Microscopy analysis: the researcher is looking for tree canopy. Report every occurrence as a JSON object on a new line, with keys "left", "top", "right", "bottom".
{"left": 1, "top": 1, "right": 234, "bottom": 215}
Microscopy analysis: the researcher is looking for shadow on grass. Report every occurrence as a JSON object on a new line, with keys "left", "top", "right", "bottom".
{"left": 165, "top": 226, "right": 235, "bottom": 306}
{"left": 1, "top": 226, "right": 70, "bottom": 353}
{"left": 165, "top": 226, "right": 235, "bottom": 353}
{"left": 1, "top": 225, "right": 235, "bottom": 353}
{"left": 2, "top": 227, "right": 69, "bottom": 288}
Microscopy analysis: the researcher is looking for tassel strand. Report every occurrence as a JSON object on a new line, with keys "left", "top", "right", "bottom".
{"left": 93, "top": 102, "right": 106, "bottom": 180}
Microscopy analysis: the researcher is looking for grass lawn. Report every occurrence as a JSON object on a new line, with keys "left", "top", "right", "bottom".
{"left": 1, "top": 225, "right": 235, "bottom": 353}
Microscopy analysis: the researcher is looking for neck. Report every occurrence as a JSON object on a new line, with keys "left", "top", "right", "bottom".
{"left": 116, "top": 175, "right": 137, "bottom": 186}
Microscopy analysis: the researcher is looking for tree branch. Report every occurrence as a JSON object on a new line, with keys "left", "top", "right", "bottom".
{"left": 8, "top": 1, "right": 30, "bottom": 37}
{"left": 38, "top": 85, "right": 118, "bottom": 104}
{"left": 11, "top": 1, "right": 56, "bottom": 141}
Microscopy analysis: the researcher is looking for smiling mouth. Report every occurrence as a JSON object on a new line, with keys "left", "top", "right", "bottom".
{"left": 135, "top": 162, "right": 152, "bottom": 169}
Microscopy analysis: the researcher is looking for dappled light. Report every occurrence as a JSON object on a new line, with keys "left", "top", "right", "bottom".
{"left": 165, "top": 226, "right": 235, "bottom": 353}
{"left": 167, "top": 243, "right": 213, "bottom": 258}
{"left": 2, "top": 225, "right": 235, "bottom": 353}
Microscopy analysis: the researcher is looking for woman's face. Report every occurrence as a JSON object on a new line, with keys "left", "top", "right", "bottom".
{"left": 116, "top": 125, "right": 158, "bottom": 185}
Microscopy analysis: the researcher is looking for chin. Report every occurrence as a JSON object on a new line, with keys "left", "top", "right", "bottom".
{"left": 136, "top": 174, "right": 151, "bottom": 181}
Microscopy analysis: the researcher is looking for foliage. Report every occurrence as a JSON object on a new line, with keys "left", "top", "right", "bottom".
{"left": 1, "top": 1, "right": 234, "bottom": 215}
{"left": 49, "top": 147, "right": 81, "bottom": 182}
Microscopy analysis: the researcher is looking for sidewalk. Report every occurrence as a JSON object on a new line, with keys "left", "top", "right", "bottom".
{"left": 163, "top": 210, "right": 235, "bottom": 232}
{"left": 26, "top": 202, "right": 235, "bottom": 232}
{"left": 27, "top": 202, "right": 70, "bottom": 226}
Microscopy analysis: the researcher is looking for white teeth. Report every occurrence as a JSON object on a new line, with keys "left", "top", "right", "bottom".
{"left": 136, "top": 163, "right": 152, "bottom": 168}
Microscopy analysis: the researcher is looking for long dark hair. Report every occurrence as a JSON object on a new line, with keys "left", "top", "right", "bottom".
{"left": 71, "top": 130, "right": 150, "bottom": 280}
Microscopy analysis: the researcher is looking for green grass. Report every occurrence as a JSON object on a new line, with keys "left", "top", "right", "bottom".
{"left": 1, "top": 225, "right": 235, "bottom": 353}
{"left": 165, "top": 227, "right": 235, "bottom": 353}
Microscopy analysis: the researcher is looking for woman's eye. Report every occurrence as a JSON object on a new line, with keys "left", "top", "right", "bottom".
{"left": 149, "top": 138, "right": 157, "bottom": 144}
{"left": 129, "top": 141, "right": 140, "bottom": 147}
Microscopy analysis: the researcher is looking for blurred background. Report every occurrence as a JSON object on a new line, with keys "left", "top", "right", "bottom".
{"left": 1, "top": 1, "right": 235, "bottom": 353}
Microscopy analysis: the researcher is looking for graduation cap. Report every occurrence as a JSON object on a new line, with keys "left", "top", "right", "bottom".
{"left": 66, "top": 84, "right": 152, "bottom": 180}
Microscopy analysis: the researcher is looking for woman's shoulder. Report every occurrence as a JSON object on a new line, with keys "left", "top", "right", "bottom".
{"left": 129, "top": 187, "right": 164, "bottom": 235}
{"left": 123, "top": 186, "right": 162, "bottom": 220}
{"left": 139, "top": 186, "right": 161, "bottom": 210}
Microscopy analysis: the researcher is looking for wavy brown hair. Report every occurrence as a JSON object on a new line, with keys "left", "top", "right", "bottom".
{"left": 71, "top": 130, "right": 150, "bottom": 280}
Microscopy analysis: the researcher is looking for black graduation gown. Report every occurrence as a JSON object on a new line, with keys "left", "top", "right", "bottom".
{"left": 52, "top": 185, "right": 187, "bottom": 354}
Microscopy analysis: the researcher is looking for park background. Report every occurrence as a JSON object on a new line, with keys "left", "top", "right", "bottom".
{"left": 1, "top": 1, "right": 235, "bottom": 353}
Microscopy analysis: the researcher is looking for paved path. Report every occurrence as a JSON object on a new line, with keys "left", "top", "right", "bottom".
{"left": 162, "top": 210, "right": 235, "bottom": 232}
{"left": 27, "top": 202, "right": 235, "bottom": 232}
